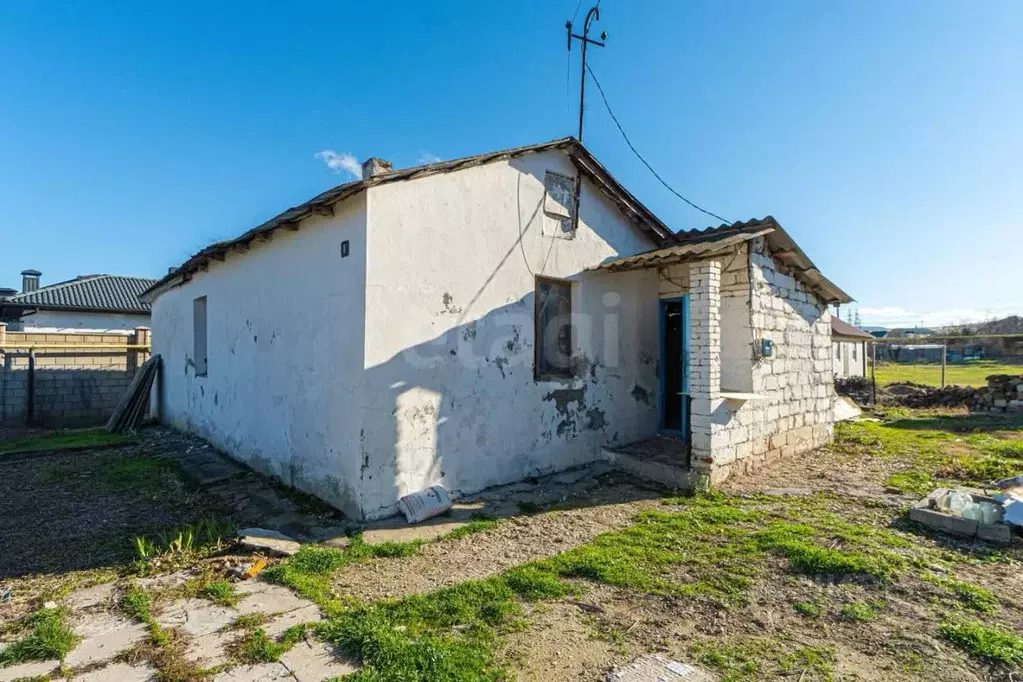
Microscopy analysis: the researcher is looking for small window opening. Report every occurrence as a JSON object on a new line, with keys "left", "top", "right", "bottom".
{"left": 534, "top": 277, "right": 573, "bottom": 379}
{"left": 193, "top": 296, "right": 208, "bottom": 376}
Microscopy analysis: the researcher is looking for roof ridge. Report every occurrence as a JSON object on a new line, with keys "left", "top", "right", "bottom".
{"left": 8, "top": 273, "right": 155, "bottom": 302}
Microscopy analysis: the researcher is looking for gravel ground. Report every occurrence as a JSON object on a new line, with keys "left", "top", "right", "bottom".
{"left": 332, "top": 477, "right": 663, "bottom": 600}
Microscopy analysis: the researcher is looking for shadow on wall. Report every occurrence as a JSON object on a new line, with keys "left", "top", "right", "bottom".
{"left": 353, "top": 163, "right": 659, "bottom": 519}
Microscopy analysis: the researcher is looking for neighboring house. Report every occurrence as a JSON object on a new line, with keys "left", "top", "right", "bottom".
{"left": 831, "top": 317, "right": 872, "bottom": 379}
{"left": 0, "top": 271, "right": 155, "bottom": 333}
{"left": 887, "top": 327, "right": 935, "bottom": 339}
{"left": 142, "top": 138, "right": 851, "bottom": 521}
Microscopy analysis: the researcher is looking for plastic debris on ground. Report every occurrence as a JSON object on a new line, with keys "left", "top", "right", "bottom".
{"left": 397, "top": 485, "right": 453, "bottom": 524}
{"left": 243, "top": 559, "right": 267, "bottom": 579}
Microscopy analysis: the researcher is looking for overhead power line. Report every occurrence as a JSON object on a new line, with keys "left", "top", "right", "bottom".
{"left": 584, "top": 62, "right": 731, "bottom": 225}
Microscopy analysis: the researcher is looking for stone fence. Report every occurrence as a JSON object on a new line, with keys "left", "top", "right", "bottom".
{"left": 978, "top": 375, "right": 1023, "bottom": 414}
{"left": 0, "top": 323, "right": 151, "bottom": 427}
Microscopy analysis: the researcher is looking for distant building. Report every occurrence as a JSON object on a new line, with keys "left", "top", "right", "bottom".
{"left": 831, "top": 317, "right": 872, "bottom": 379}
{"left": 0, "top": 270, "right": 155, "bottom": 333}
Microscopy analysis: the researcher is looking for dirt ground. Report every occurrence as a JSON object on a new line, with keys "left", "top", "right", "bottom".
{"left": 2, "top": 411, "right": 1023, "bottom": 681}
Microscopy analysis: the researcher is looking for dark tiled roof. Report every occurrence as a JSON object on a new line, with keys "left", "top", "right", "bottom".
{"left": 5, "top": 275, "right": 156, "bottom": 314}
{"left": 831, "top": 317, "right": 873, "bottom": 339}
{"left": 143, "top": 137, "right": 678, "bottom": 299}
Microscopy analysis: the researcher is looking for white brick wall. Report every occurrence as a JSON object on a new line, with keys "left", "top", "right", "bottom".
{"left": 682, "top": 239, "right": 835, "bottom": 483}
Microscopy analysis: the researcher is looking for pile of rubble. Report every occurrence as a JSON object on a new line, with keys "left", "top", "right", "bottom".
{"left": 884, "top": 382, "right": 980, "bottom": 409}
{"left": 977, "top": 374, "right": 1023, "bottom": 413}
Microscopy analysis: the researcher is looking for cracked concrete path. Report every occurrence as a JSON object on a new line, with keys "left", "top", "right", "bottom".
{"left": 0, "top": 572, "right": 357, "bottom": 682}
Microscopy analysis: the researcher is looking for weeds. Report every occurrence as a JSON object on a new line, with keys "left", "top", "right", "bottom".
{"left": 202, "top": 581, "right": 238, "bottom": 607}
{"left": 838, "top": 601, "right": 882, "bottom": 622}
{"left": 0, "top": 428, "right": 136, "bottom": 454}
{"left": 120, "top": 585, "right": 172, "bottom": 647}
{"left": 235, "top": 625, "right": 306, "bottom": 663}
{"left": 939, "top": 619, "right": 1023, "bottom": 667}
{"left": 132, "top": 518, "right": 234, "bottom": 561}
{"left": 444, "top": 515, "right": 501, "bottom": 541}
{"left": 0, "top": 607, "right": 79, "bottom": 665}
{"left": 923, "top": 573, "right": 999, "bottom": 614}
{"left": 793, "top": 601, "right": 823, "bottom": 618}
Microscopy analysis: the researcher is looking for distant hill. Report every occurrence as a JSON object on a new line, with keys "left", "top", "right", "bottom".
{"left": 976, "top": 315, "right": 1023, "bottom": 335}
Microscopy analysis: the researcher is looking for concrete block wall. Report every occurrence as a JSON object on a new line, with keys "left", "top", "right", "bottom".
{"left": 701, "top": 238, "right": 834, "bottom": 481}
{"left": 0, "top": 324, "right": 151, "bottom": 426}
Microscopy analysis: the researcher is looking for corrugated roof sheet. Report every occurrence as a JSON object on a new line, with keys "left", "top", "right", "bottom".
{"left": 831, "top": 317, "right": 873, "bottom": 339}
{"left": 587, "top": 217, "right": 853, "bottom": 305}
{"left": 5, "top": 275, "right": 156, "bottom": 313}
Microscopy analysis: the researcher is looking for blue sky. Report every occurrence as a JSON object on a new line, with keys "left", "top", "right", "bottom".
{"left": 1, "top": 1, "right": 1020, "bottom": 328}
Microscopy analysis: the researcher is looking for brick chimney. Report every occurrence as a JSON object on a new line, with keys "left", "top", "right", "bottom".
{"left": 21, "top": 269, "right": 41, "bottom": 293}
{"left": 361, "top": 157, "right": 393, "bottom": 179}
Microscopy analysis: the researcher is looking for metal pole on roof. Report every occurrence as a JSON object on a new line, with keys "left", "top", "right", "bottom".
{"left": 566, "top": 6, "right": 606, "bottom": 143}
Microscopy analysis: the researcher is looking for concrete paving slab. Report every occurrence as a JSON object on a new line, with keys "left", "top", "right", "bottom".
{"left": 607, "top": 653, "right": 717, "bottom": 681}
{"left": 0, "top": 658, "right": 60, "bottom": 682}
{"left": 185, "top": 629, "right": 244, "bottom": 668}
{"left": 360, "top": 503, "right": 488, "bottom": 545}
{"left": 66, "top": 614, "right": 149, "bottom": 668}
{"left": 157, "top": 598, "right": 240, "bottom": 637}
{"left": 238, "top": 528, "right": 302, "bottom": 557}
{"left": 280, "top": 639, "right": 359, "bottom": 681}
{"left": 73, "top": 661, "right": 157, "bottom": 682}
{"left": 213, "top": 662, "right": 293, "bottom": 681}
{"left": 235, "top": 584, "right": 314, "bottom": 616}
{"left": 262, "top": 604, "right": 323, "bottom": 639}
{"left": 65, "top": 582, "right": 117, "bottom": 610}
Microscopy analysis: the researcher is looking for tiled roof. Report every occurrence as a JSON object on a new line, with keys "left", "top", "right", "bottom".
{"left": 5, "top": 275, "right": 156, "bottom": 314}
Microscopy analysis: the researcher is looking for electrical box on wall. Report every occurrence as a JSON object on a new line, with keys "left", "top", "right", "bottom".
{"left": 759, "top": 338, "right": 774, "bottom": 358}
{"left": 340, "top": 240, "right": 350, "bottom": 258}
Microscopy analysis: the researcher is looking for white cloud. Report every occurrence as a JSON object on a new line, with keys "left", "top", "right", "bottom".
{"left": 418, "top": 151, "right": 442, "bottom": 165}
{"left": 858, "top": 305, "right": 1023, "bottom": 329}
{"left": 315, "top": 150, "right": 362, "bottom": 179}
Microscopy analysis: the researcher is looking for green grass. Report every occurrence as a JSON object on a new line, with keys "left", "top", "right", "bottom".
{"left": 445, "top": 515, "right": 501, "bottom": 541}
{"left": 203, "top": 580, "right": 238, "bottom": 607}
{"left": 838, "top": 601, "right": 882, "bottom": 622}
{"left": 264, "top": 538, "right": 427, "bottom": 612}
{"left": 793, "top": 601, "right": 824, "bottom": 618}
{"left": 132, "top": 517, "right": 234, "bottom": 561}
{"left": 873, "top": 360, "right": 1020, "bottom": 388}
{"left": 120, "top": 585, "right": 172, "bottom": 647}
{"left": 694, "top": 637, "right": 836, "bottom": 682}
{"left": 0, "top": 428, "right": 136, "bottom": 454}
{"left": 940, "top": 619, "right": 1023, "bottom": 667}
{"left": 923, "top": 573, "right": 999, "bottom": 614}
{"left": 235, "top": 625, "right": 307, "bottom": 663}
{"left": 0, "top": 607, "right": 79, "bottom": 665}
{"left": 834, "top": 413, "right": 1023, "bottom": 495}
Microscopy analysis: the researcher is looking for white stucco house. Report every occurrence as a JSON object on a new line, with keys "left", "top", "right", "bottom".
{"left": 0, "top": 271, "right": 155, "bottom": 333}
{"left": 142, "top": 138, "right": 851, "bottom": 520}
{"left": 831, "top": 317, "right": 872, "bottom": 379}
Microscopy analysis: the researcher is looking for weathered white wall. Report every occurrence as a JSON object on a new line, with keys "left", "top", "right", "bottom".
{"left": 359, "top": 151, "right": 660, "bottom": 519}
{"left": 833, "top": 338, "right": 865, "bottom": 378}
{"left": 151, "top": 195, "right": 368, "bottom": 517}
{"left": 15, "top": 310, "right": 148, "bottom": 333}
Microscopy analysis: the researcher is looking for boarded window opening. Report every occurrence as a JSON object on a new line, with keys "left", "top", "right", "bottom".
{"left": 535, "top": 277, "right": 573, "bottom": 379}
{"left": 542, "top": 171, "right": 576, "bottom": 239}
{"left": 193, "top": 296, "right": 208, "bottom": 376}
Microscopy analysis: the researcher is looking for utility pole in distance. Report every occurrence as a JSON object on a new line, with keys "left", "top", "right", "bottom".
{"left": 566, "top": 6, "right": 606, "bottom": 143}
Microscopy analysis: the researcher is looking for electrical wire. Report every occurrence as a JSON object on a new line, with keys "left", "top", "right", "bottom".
{"left": 584, "top": 62, "right": 731, "bottom": 225}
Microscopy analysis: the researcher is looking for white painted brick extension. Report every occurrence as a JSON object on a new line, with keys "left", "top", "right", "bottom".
{"left": 658, "top": 237, "right": 835, "bottom": 483}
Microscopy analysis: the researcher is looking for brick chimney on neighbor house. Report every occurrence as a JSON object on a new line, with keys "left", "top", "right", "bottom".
{"left": 21, "top": 269, "right": 41, "bottom": 293}
{"left": 361, "top": 157, "right": 393, "bottom": 179}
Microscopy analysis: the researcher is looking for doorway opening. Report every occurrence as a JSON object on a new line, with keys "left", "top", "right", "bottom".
{"left": 659, "top": 296, "right": 689, "bottom": 438}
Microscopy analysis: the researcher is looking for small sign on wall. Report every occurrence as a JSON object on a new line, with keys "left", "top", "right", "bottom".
{"left": 340, "top": 240, "right": 350, "bottom": 258}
